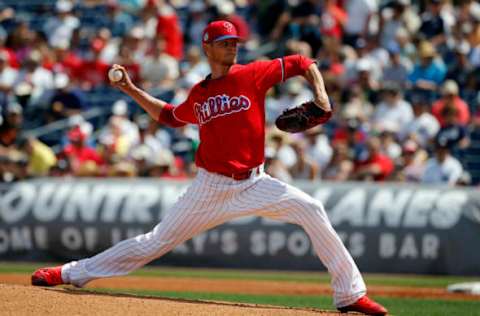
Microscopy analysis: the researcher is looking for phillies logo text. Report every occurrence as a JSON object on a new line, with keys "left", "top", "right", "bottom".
{"left": 194, "top": 95, "right": 251, "bottom": 125}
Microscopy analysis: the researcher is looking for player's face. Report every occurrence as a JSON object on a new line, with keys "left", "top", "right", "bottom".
{"left": 205, "top": 39, "right": 238, "bottom": 66}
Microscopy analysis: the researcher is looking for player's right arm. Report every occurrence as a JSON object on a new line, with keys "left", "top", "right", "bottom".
{"left": 109, "top": 64, "right": 187, "bottom": 127}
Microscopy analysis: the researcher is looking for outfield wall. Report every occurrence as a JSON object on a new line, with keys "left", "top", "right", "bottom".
{"left": 1, "top": 179, "right": 479, "bottom": 275}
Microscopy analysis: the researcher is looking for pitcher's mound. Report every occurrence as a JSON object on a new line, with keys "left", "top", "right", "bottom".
{"left": 0, "top": 284, "right": 341, "bottom": 315}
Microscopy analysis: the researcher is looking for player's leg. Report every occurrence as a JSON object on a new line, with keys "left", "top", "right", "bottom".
{"left": 59, "top": 175, "right": 232, "bottom": 287}
{"left": 244, "top": 174, "right": 366, "bottom": 308}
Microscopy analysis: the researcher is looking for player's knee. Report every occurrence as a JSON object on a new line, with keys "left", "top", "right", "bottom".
{"left": 296, "top": 199, "right": 329, "bottom": 221}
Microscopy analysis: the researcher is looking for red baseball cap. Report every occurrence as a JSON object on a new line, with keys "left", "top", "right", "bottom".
{"left": 202, "top": 20, "right": 241, "bottom": 43}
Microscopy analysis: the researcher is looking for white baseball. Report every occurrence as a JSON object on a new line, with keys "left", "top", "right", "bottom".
{"left": 108, "top": 68, "right": 124, "bottom": 82}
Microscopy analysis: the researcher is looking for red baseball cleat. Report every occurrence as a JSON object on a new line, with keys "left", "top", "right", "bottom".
{"left": 31, "top": 266, "right": 64, "bottom": 286}
{"left": 338, "top": 295, "right": 388, "bottom": 315}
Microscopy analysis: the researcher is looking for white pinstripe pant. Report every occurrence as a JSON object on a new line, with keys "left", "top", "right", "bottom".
{"left": 62, "top": 168, "right": 366, "bottom": 307}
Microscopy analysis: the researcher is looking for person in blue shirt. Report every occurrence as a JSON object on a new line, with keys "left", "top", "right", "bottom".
{"left": 407, "top": 41, "right": 446, "bottom": 102}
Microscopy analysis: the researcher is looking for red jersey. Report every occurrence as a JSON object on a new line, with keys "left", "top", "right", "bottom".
{"left": 160, "top": 55, "right": 314, "bottom": 174}
{"left": 355, "top": 153, "right": 394, "bottom": 181}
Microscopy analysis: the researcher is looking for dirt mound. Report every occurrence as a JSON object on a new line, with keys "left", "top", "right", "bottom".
{"left": 0, "top": 284, "right": 339, "bottom": 316}
{"left": 1, "top": 273, "right": 477, "bottom": 301}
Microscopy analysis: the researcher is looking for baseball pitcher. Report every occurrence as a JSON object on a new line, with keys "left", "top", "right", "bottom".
{"left": 32, "top": 20, "right": 387, "bottom": 316}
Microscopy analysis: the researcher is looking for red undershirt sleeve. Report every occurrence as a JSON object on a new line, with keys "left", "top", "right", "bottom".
{"left": 157, "top": 104, "right": 186, "bottom": 127}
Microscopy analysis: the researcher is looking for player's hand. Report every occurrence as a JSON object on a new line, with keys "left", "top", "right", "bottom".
{"left": 109, "top": 64, "right": 134, "bottom": 92}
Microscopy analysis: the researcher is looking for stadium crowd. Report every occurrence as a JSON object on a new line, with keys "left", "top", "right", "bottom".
{"left": 0, "top": 0, "right": 479, "bottom": 185}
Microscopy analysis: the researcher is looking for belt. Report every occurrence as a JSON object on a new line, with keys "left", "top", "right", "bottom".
{"left": 218, "top": 165, "right": 263, "bottom": 181}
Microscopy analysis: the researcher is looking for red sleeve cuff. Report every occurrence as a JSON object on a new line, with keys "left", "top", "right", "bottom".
{"left": 158, "top": 104, "right": 186, "bottom": 128}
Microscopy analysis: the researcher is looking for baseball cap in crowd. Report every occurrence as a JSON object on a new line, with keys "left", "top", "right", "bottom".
{"left": 202, "top": 20, "right": 241, "bottom": 44}
{"left": 112, "top": 99, "right": 128, "bottom": 116}
{"left": 418, "top": 41, "right": 436, "bottom": 58}
{"left": 441, "top": 80, "right": 459, "bottom": 96}
{"left": 56, "top": 0, "right": 73, "bottom": 13}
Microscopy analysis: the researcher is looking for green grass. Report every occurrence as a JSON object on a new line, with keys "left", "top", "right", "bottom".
{"left": 79, "top": 288, "right": 480, "bottom": 316}
{"left": 3, "top": 261, "right": 479, "bottom": 288}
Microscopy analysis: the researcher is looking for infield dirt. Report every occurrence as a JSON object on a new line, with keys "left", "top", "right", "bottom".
{"left": 1, "top": 272, "right": 477, "bottom": 315}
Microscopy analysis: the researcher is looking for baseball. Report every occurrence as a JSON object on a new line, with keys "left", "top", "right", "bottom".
{"left": 108, "top": 68, "right": 124, "bottom": 82}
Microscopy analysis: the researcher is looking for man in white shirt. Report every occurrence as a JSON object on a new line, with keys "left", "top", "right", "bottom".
{"left": 44, "top": 0, "right": 80, "bottom": 48}
{"left": 140, "top": 36, "right": 179, "bottom": 91}
{"left": 344, "top": 0, "right": 377, "bottom": 46}
{"left": 399, "top": 95, "right": 439, "bottom": 147}
{"left": 421, "top": 140, "right": 463, "bottom": 185}
{"left": 372, "top": 82, "right": 413, "bottom": 134}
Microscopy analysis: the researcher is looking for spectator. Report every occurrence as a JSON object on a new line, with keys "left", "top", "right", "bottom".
{"left": 431, "top": 80, "right": 470, "bottom": 127}
{"left": 184, "top": 1, "right": 209, "bottom": 47}
{"left": 179, "top": 46, "right": 210, "bottom": 87}
{"left": 322, "top": 142, "right": 354, "bottom": 181}
{"left": 407, "top": 41, "right": 446, "bottom": 100}
{"left": 467, "top": 12, "right": 480, "bottom": 48}
{"left": 154, "top": 0, "right": 184, "bottom": 60}
{"left": 108, "top": 161, "right": 137, "bottom": 177}
{"left": 304, "top": 125, "right": 333, "bottom": 172}
{"left": 146, "top": 149, "right": 177, "bottom": 178}
{"left": 332, "top": 117, "right": 368, "bottom": 160}
{"left": 382, "top": 43, "right": 411, "bottom": 88}
{"left": 43, "top": 0, "right": 80, "bottom": 48}
{"left": 19, "top": 137, "right": 57, "bottom": 177}
{"left": 141, "top": 36, "right": 179, "bottom": 91}
{"left": 14, "top": 50, "right": 54, "bottom": 107}
{"left": 128, "top": 115, "right": 165, "bottom": 167}
{"left": 49, "top": 40, "right": 82, "bottom": 79}
{"left": 435, "top": 106, "right": 470, "bottom": 151}
{"left": 77, "top": 39, "right": 110, "bottom": 89}
{"left": 352, "top": 136, "right": 394, "bottom": 181}
{"left": 379, "top": 129, "right": 402, "bottom": 160}
{"left": 379, "top": 0, "right": 410, "bottom": 49}
{"left": 59, "top": 126, "right": 104, "bottom": 175}
{"left": 352, "top": 58, "right": 380, "bottom": 104}
{"left": 257, "top": 0, "right": 289, "bottom": 39}
{"left": 99, "top": 99, "right": 140, "bottom": 147}
{"left": 394, "top": 27, "right": 417, "bottom": 60}
{"left": 98, "top": 116, "right": 132, "bottom": 163}
{"left": 265, "top": 146, "right": 292, "bottom": 183}
{"left": 267, "top": 129, "right": 297, "bottom": 170}
{"left": 372, "top": 82, "right": 414, "bottom": 134}
{"left": 394, "top": 139, "right": 428, "bottom": 182}
{"left": 0, "top": 50, "right": 17, "bottom": 101}
{"left": 446, "top": 41, "right": 473, "bottom": 89}
{"left": 290, "top": 139, "right": 319, "bottom": 180}
{"left": 343, "top": 0, "right": 377, "bottom": 46}
{"left": 46, "top": 73, "right": 86, "bottom": 122}
{"left": 0, "top": 102, "right": 22, "bottom": 153}
{"left": 114, "top": 40, "right": 142, "bottom": 85}
{"left": 104, "top": 0, "right": 135, "bottom": 38}
{"left": 320, "top": 0, "right": 347, "bottom": 41}
{"left": 419, "top": 0, "right": 447, "bottom": 46}
{"left": 400, "top": 94, "right": 440, "bottom": 147}
{"left": 421, "top": 139, "right": 463, "bottom": 185}
{"left": 341, "top": 84, "right": 374, "bottom": 124}
{"left": 271, "top": 0, "right": 323, "bottom": 54}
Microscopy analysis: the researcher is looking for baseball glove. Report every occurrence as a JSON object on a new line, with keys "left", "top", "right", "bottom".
{"left": 275, "top": 101, "right": 332, "bottom": 133}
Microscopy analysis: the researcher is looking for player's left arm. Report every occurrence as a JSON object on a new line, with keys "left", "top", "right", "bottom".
{"left": 302, "top": 63, "right": 332, "bottom": 112}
